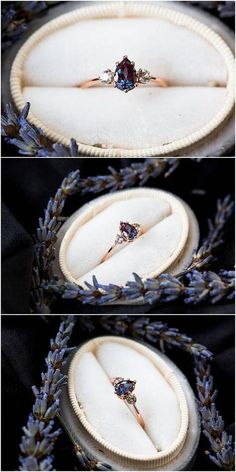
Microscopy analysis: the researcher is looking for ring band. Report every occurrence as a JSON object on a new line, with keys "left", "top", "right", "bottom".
{"left": 111, "top": 377, "right": 145, "bottom": 429}
{"left": 78, "top": 55, "right": 168, "bottom": 93}
{"left": 101, "top": 221, "right": 143, "bottom": 263}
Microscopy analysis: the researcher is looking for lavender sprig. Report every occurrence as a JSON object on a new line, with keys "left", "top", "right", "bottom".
{"left": 1, "top": 103, "right": 79, "bottom": 157}
{"left": 2, "top": 102, "right": 30, "bottom": 137}
{"left": 74, "top": 445, "right": 112, "bottom": 471}
{"left": 184, "top": 269, "right": 235, "bottom": 304}
{"left": 2, "top": 1, "right": 47, "bottom": 50}
{"left": 32, "top": 170, "right": 81, "bottom": 312}
{"left": 75, "top": 158, "right": 179, "bottom": 194}
{"left": 45, "top": 269, "right": 234, "bottom": 306}
{"left": 187, "top": 196, "right": 234, "bottom": 272}
{"left": 99, "top": 316, "right": 213, "bottom": 359}
{"left": 195, "top": 358, "right": 235, "bottom": 470}
{"left": 99, "top": 316, "right": 235, "bottom": 470}
{"left": 19, "top": 318, "right": 75, "bottom": 471}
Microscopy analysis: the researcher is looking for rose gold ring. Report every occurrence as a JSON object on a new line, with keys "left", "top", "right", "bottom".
{"left": 111, "top": 377, "right": 145, "bottom": 429}
{"left": 101, "top": 221, "right": 143, "bottom": 263}
{"left": 78, "top": 55, "right": 168, "bottom": 93}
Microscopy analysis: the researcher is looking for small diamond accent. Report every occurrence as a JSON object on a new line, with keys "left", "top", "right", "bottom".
{"left": 138, "top": 69, "right": 151, "bottom": 84}
{"left": 99, "top": 69, "right": 114, "bottom": 84}
{"left": 126, "top": 394, "right": 136, "bottom": 405}
{"left": 115, "top": 234, "right": 124, "bottom": 244}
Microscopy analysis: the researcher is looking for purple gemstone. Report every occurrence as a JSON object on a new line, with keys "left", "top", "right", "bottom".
{"left": 115, "top": 379, "right": 135, "bottom": 397}
{"left": 114, "top": 57, "right": 137, "bottom": 92}
{"left": 120, "top": 222, "right": 138, "bottom": 240}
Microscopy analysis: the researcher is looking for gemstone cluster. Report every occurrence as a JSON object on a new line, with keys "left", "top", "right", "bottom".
{"left": 113, "top": 378, "right": 136, "bottom": 403}
{"left": 99, "top": 56, "right": 152, "bottom": 93}
{"left": 115, "top": 221, "right": 141, "bottom": 244}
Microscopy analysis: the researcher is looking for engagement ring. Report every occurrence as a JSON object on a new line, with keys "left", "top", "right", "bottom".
{"left": 111, "top": 377, "right": 145, "bottom": 428}
{"left": 101, "top": 221, "right": 143, "bottom": 262}
{"left": 79, "top": 56, "right": 168, "bottom": 93}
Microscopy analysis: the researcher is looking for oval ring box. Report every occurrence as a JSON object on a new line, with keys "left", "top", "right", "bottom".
{"left": 9, "top": 1, "right": 235, "bottom": 157}
{"left": 60, "top": 336, "right": 200, "bottom": 470}
{"left": 53, "top": 187, "right": 199, "bottom": 304}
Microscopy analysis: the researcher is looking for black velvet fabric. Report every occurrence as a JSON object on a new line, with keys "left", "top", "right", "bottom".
{"left": 1, "top": 315, "right": 235, "bottom": 471}
{"left": 1, "top": 158, "right": 235, "bottom": 314}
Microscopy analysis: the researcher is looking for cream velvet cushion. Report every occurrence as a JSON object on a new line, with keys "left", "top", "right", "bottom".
{"left": 21, "top": 14, "right": 229, "bottom": 149}
{"left": 71, "top": 340, "right": 186, "bottom": 457}
{"left": 64, "top": 336, "right": 199, "bottom": 470}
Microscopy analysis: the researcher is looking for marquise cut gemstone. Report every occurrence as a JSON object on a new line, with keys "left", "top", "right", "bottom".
{"left": 114, "top": 57, "right": 137, "bottom": 92}
{"left": 120, "top": 222, "right": 139, "bottom": 240}
{"left": 115, "top": 379, "right": 136, "bottom": 397}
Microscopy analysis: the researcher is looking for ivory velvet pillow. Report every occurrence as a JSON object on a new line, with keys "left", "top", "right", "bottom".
{"left": 21, "top": 15, "right": 228, "bottom": 148}
{"left": 70, "top": 338, "right": 187, "bottom": 458}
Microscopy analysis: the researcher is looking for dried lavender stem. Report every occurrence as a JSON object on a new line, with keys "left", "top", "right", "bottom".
{"left": 19, "top": 317, "right": 75, "bottom": 471}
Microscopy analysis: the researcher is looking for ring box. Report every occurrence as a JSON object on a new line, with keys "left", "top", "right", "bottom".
{"left": 53, "top": 187, "right": 199, "bottom": 304}
{"left": 60, "top": 335, "right": 200, "bottom": 470}
{"left": 10, "top": 1, "right": 235, "bottom": 157}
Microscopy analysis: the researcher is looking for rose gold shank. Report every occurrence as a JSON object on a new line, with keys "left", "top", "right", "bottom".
{"left": 78, "top": 77, "right": 168, "bottom": 89}
{"left": 110, "top": 377, "right": 145, "bottom": 429}
{"left": 149, "top": 77, "right": 168, "bottom": 87}
{"left": 132, "top": 403, "right": 145, "bottom": 429}
{"left": 101, "top": 243, "right": 116, "bottom": 263}
{"left": 101, "top": 228, "right": 143, "bottom": 263}
{"left": 79, "top": 78, "right": 100, "bottom": 88}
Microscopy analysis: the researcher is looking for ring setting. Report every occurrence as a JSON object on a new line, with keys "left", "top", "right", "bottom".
{"left": 100, "top": 56, "right": 151, "bottom": 92}
{"left": 115, "top": 221, "right": 141, "bottom": 244}
{"left": 79, "top": 56, "right": 168, "bottom": 93}
{"left": 101, "top": 221, "right": 143, "bottom": 262}
{"left": 111, "top": 377, "right": 145, "bottom": 428}
{"left": 113, "top": 377, "right": 137, "bottom": 403}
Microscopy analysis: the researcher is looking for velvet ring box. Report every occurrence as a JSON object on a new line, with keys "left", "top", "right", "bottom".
{"left": 53, "top": 187, "right": 199, "bottom": 305}
{"left": 10, "top": 1, "right": 235, "bottom": 157}
{"left": 60, "top": 336, "right": 200, "bottom": 470}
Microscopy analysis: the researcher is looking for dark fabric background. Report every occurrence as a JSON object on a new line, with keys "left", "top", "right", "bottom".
{"left": 1, "top": 158, "right": 235, "bottom": 314}
{"left": 1, "top": 314, "right": 235, "bottom": 471}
